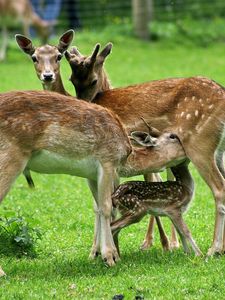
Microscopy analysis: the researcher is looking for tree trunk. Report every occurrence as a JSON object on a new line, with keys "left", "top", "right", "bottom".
{"left": 132, "top": 0, "right": 153, "bottom": 40}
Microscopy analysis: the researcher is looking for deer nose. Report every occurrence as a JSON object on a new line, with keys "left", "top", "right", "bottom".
{"left": 43, "top": 73, "right": 53, "bottom": 81}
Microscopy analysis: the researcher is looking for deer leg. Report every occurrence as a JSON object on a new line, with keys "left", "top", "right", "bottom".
{"left": 186, "top": 147, "right": 225, "bottom": 256}
{"left": 0, "top": 149, "right": 28, "bottom": 202}
{"left": 140, "top": 215, "right": 155, "bottom": 250}
{"left": 87, "top": 179, "right": 101, "bottom": 259}
{"left": 111, "top": 211, "right": 145, "bottom": 255}
{"left": 170, "top": 213, "right": 202, "bottom": 256}
{"left": 166, "top": 168, "right": 180, "bottom": 249}
{"left": 23, "top": 168, "right": 35, "bottom": 188}
{"left": 141, "top": 173, "right": 170, "bottom": 250}
{"left": 97, "top": 162, "right": 119, "bottom": 266}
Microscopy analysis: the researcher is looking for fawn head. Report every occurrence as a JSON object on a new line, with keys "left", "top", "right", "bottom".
{"left": 65, "top": 43, "right": 112, "bottom": 101}
{"left": 15, "top": 30, "right": 74, "bottom": 87}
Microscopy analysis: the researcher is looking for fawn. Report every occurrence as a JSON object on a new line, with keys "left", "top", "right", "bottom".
{"left": 111, "top": 162, "right": 202, "bottom": 257}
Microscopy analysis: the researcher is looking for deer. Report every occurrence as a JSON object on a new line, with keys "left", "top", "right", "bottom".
{"left": 65, "top": 44, "right": 180, "bottom": 253}
{"left": 15, "top": 30, "right": 74, "bottom": 188}
{"left": 65, "top": 43, "right": 225, "bottom": 257}
{"left": 111, "top": 162, "right": 202, "bottom": 257}
{"left": 15, "top": 30, "right": 74, "bottom": 96}
{"left": 0, "top": 0, "right": 52, "bottom": 61}
{"left": 0, "top": 89, "right": 186, "bottom": 266}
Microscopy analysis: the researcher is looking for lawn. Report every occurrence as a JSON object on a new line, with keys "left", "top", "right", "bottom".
{"left": 0, "top": 29, "right": 225, "bottom": 299}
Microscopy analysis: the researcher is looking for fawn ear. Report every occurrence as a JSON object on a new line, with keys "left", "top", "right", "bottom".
{"left": 97, "top": 42, "right": 113, "bottom": 64}
{"left": 130, "top": 131, "right": 157, "bottom": 147}
{"left": 15, "top": 34, "right": 35, "bottom": 56}
{"left": 57, "top": 29, "right": 74, "bottom": 53}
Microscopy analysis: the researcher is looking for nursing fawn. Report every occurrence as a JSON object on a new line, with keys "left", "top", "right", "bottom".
{"left": 112, "top": 162, "right": 202, "bottom": 257}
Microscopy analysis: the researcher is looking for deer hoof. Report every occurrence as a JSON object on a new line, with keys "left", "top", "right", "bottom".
{"left": 103, "top": 249, "right": 120, "bottom": 267}
{"left": 169, "top": 241, "right": 180, "bottom": 250}
{"left": 140, "top": 239, "right": 153, "bottom": 251}
{"left": 207, "top": 246, "right": 223, "bottom": 257}
{"left": 89, "top": 249, "right": 100, "bottom": 260}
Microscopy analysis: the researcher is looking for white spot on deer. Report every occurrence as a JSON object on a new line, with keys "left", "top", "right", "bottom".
{"left": 201, "top": 114, "right": 205, "bottom": 119}
{"left": 192, "top": 96, "right": 195, "bottom": 101}
{"left": 179, "top": 128, "right": 183, "bottom": 133}
{"left": 209, "top": 104, "right": 214, "bottom": 110}
{"left": 184, "top": 97, "right": 188, "bottom": 102}
{"left": 186, "top": 114, "right": 191, "bottom": 120}
{"left": 199, "top": 98, "right": 203, "bottom": 103}
{"left": 180, "top": 112, "right": 185, "bottom": 117}
{"left": 195, "top": 110, "right": 199, "bottom": 117}
{"left": 177, "top": 103, "right": 180, "bottom": 108}
{"left": 202, "top": 82, "right": 207, "bottom": 86}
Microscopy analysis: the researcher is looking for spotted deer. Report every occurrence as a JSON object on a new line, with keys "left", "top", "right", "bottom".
{"left": 65, "top": 44, "right": 180, "bottom": 252}
{"left": 0, "top": 90, "right": 186, "bottom": 266}
{"left": 66, "top": 44, "right": 225, "bottom": 257}
{"left": 15, "top": 30, "right": 74, "bottom": 188}
{"left": 0, "top": 0, "right": 52, "bottom": 61}
{"left": 111, "top": 162, "right": 202, "bottom": 257}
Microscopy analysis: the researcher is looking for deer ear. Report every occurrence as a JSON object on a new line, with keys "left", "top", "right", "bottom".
{"left": 130, "top": 131, "right": 157, "bottom": 147}
{"left": 97, "top": 42, "right": 113, "bottom": 64}
{"left": 15, "top": 34, "right": 35, "bottom": 56}
{"left": 57, "top": 29, "right": 74, "bottom": 53}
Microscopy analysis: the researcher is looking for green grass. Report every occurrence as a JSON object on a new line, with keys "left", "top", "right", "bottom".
{"left": 1, "top": 29, "right": 225, "bottom": 299}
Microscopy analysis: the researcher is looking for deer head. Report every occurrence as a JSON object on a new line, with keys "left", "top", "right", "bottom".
{"left": 15, "top": 30, "right": 74, "bottom": 90}
{"left": 65, "top": 43, "right": 112, "bottom": 101}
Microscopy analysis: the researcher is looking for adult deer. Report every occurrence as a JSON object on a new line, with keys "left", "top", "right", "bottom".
{"left": 15, "top": 30, "right": 74, "bottom": 187}
{"left": 0, "top": 90, "right": 185, "bottom": 266}
{"left": 0, "top": 0, "right": 52, "bottom": 61}
{"left": 66, "top": 44, "right": 225, "bottom": 256}
{"left": 112, "top": 162, "right": 202, "bottom": 257}
{"left": 65, "top": 44, "right": 180, "bottom": 252}
{"left": 15, "top": 30, "right": 74, "bottom": 96}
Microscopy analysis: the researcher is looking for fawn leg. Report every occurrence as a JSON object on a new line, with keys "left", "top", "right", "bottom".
{"left": 170, "top": 213, "right": 202, "bottom": 256}
{"left": 166, "top": 168, "right": 180, "bottom": 249}
{"left": 111, "top": 211, "right": 145, "bottom": 256}
{"left": 141, "top": 173, "right": 170, "bottom": 250}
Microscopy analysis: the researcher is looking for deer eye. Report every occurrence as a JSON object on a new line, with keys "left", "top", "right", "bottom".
{"left": 169, "top": 134, "right": 177, "bottom": 139}
{"left": 57, "top": 54, "right": 62, "bottom": 61}
{"left": 31, "top": 55, "right": 37, "bottom": 63}
{"left": 91, "top": 79, "right": 97, "bottom": 87}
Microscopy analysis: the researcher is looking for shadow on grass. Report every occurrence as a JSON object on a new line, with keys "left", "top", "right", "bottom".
{"left": 1, "top": 246, "right": 210, "bottom": 280}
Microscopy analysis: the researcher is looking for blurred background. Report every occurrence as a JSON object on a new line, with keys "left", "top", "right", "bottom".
{"left": 1, "top": 0, "right": 225, "bottom": 90}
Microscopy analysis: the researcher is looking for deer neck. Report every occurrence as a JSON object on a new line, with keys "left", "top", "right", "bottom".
{"left": 42, "top": 73, "right": 70, "bottom": 96}
{"left": 171, "top": 164, "right": 194, "bottom": 195}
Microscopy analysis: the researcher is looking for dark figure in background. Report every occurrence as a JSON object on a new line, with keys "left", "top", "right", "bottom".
{"left": 30, "top": 0, "right": 61, "bottom": 37}
{"left": 65, "top": 0, "right": 81, "bottom": 29}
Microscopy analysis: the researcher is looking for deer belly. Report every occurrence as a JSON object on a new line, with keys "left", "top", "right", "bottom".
{"left": 27, "top": 150, "right": 99, "bottom": 180}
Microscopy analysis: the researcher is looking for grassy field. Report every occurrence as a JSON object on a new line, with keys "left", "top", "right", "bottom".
{"left": 1, "top": 29, "right": 225, "bottom": 299}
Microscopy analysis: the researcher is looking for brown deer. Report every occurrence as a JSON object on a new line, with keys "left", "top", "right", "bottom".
{"left": 0, "top": 0, "right": 52, "bottom": 61}
{"left": 111, "top": 162, "right": 202, "bottom": 257}
{"left": 66, "top": 44, "right": 225, "bottom": 257}
{"left": 15, "top": 30, "right": 74, "bottom": 96}
{"left": 15, "top": 30, "right": 74, "bottom": 188}
{"left": 0, "top": 90, "right": 186, "bottom": 266}
{"left": 65, "top": 44, "right": 179, "bottom": 253}
{"left": 0, "top": 90, "right": 130, "bottom": 266}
